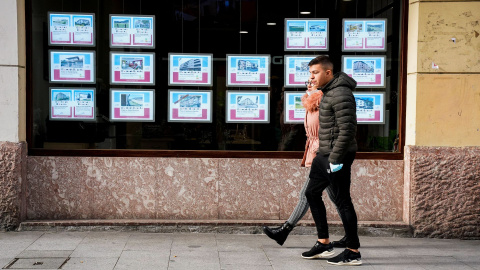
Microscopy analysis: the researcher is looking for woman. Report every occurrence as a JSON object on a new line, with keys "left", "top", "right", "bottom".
{"left": 263, "top": 80, "right": 347, "bottom": 249}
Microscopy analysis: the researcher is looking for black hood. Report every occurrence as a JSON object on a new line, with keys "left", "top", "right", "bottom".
{"left": 319, "top": 72, "right": 357, "bottom": 93}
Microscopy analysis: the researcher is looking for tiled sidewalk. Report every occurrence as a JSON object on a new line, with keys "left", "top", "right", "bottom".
{"left": 0, "top": 231, "right": 478, "bottom": 269}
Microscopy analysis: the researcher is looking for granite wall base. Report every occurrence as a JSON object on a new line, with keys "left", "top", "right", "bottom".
{"left": 405, "top": 146, "right": 480, "bottom": 239}
{"left": 26, "top": 156, "right": 404, "bottom": 223}
{"left": 0, "top": 141, "right": 27, "bottom": 231}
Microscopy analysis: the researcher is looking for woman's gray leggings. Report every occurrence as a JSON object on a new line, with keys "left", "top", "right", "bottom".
{"left": 287, "top": 172, "right": 337, "bottom": 226}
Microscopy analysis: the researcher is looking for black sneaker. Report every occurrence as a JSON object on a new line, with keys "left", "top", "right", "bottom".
{"left": 327, "top": 249, "right": 362, "bottom": 266}
{"left": 331, "top": 235, "right": 347, "bottom": 248}
{"left": 301, "top": 241, "right": 335, "bottom": 259}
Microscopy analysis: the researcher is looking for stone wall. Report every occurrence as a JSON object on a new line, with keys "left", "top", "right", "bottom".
{"left": 405, "top": 146, "right": 480, "bottom": 239}
{"left": 0, "top": 141, "right": 26, "bottom": 230}
{"left": 26, "top": 157, "right": 404, "bottom": 223}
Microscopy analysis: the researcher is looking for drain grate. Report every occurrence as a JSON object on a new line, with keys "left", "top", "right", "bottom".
{"left": 4, "top": 258, "right": 69, "bottom": 269}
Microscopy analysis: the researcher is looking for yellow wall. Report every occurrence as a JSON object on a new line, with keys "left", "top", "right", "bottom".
{"left": 406, "top": 1, "right": 480, "bottom": 146}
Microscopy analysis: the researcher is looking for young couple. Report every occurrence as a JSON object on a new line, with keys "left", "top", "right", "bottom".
{"left": 264, "top": 55, "right": 362, "bottom": 266}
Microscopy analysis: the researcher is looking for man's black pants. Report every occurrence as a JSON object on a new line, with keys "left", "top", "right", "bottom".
{"left": 306, "top": 151, "right": 360, "bottom": 249}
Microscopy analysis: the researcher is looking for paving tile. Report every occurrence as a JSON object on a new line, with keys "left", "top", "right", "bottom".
{"left": 26, "top": 232, "right": 87, "bottom": 251}
{"left": 8, "top": 258, "right": 67, "bottom": 269}
{"left": 16, "top": 250, "right": 72, "bottom": 258}
{"left": 219, "top": 251, "right": 271, "bottom": 266}
{"left": 114, "top": 250, "right": 169, "bottom": 270}
{"left": 123, "top": 233, "right": 173, "bottom": 251}
{"left": 61, "top": 257, "right": 118, "bottom": 270}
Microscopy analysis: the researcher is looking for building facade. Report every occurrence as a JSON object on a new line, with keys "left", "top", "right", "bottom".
{"left": 0, "top": 0, "right": 478, "bottom": 238}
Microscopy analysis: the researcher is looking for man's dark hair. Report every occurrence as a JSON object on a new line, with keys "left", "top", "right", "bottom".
{"left": 308, "top": 55, "right": 333, "bottom": 71}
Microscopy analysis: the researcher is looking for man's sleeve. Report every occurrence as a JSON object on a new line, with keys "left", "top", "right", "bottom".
{"left": 329, "top": 88, "right": 356, "bottom": 164}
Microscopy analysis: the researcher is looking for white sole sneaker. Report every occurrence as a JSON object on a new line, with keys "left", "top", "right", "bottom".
{"left": 301, "top": 250, "right": 335, "bottom": 259}
{"left": 327, "top": 259, "right": 362, "bottom": 266}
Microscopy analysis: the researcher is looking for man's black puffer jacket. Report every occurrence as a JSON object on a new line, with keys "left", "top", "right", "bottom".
{"left": 317, "top": 72, "right": 358, "bottom": 164}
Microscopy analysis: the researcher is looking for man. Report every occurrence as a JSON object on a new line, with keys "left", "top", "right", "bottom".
{"left": 301, "top": 55, "right": 362, "bottom": 266}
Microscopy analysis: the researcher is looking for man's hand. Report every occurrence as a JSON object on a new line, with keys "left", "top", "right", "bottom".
{"left": 329, "top": 163, "right": 343, "bottom": 173}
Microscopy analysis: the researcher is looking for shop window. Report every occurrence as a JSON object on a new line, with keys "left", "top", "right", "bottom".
{"left": 27, "top": 0, "right": 406, "bottom": 157}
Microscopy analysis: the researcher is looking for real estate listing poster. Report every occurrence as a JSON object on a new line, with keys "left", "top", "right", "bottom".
{"left": 49, "top": 12, "right": 95, "bottom": 46}
{"left": 226, "top": 91, "right": 270, "bottom": 123}
{"left": 168, "top": 90, "right": 212, "bottom": 123}
{"left": 109, "top": 89, "right": 155, "bottom": 122}
{"left": 342, "top": 55, "right": 385, "bottom": 88}
{"left": 168, "top": 54, "right": 213, "bottom": 86}
{"left": 284, "top": 91, "right": 305, "bottom": 124}
{"left": 284, "top": 55, "right": 318, "bottom": 88}
{"left": 49, "top": 88, "right": 95, "bottom": 121}
{"left": 342, "top": 19, "right": 387, "bottom": 51}
{"left": 49, "top": 50, "right": 96, "bottom": 83}
{"left": 285, "top": 19, "right": 328, "bottom": 51}
{"left": 110, "top": 52, "right": 155, "bottom": 85}
{"left": 110, "top": 15, "right": 155, "bottom": 48}
{"left": 226, "top": 55, "right": 270, "bottom": 87}
{"left": 353, "top": 92, "right": 385, "bottom": 124}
